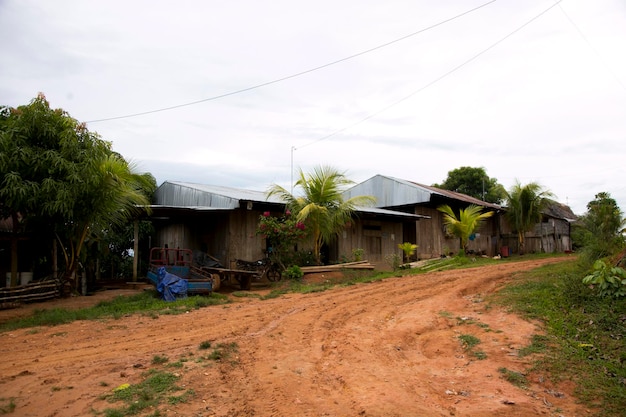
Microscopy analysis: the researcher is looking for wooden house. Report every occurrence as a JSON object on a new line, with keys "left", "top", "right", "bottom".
{"left": 343, "top": 175, "right": 503, "bottom": 259}
{"left": 149, "top": 181, "right": 427, "bottom": 270}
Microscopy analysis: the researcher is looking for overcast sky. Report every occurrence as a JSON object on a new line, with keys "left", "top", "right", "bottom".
{"left": 2, "top": 0, "right": 625, "bottom": 215}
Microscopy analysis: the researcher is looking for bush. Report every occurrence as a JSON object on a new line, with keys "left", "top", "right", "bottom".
{"left": 283, "top": 265, "right": 304, "bottom": 281}
{"left": 582, "top": 260, "right": 626, "bottom": 298}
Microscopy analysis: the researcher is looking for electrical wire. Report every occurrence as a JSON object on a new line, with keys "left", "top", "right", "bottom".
{"left": 297, "top": 0, "right": 564, "bottom": 150}
{"left": 85, "top": 0, "right": 498, "bottom": 123}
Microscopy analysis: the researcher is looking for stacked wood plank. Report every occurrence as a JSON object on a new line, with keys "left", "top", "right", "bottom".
{"left": 0, "top": 280, "right": 60, "bottom": 308}
{"left": 300, "top": 260, "right": 375, "bottom": 274}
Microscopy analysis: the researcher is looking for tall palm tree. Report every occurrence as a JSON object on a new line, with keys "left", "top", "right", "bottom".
{"left": 438, "top": 204, "right": 494, "bottom": 254}
{"left": 504, "top": 181, "right": 554, "bottom": 254}
{"left": 267, "top": 166, "right": 376, "bottom": 265}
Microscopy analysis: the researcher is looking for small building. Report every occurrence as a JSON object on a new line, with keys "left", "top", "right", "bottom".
{"left": 343, "top": 175, "right": 503, "bottom": 258}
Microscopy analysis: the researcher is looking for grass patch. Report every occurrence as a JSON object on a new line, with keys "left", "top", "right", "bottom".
{"left": 0, "top": 291, "right": 229, "bottom": 332}
{"left": 493, "top": 258, "right": 626, "bottom": 416}
{"left": 518, "top": 334, "right": 550, "bottom": 357}
{"left": 206, "top": 342, "right": 238, "bottom": 362}
{"left": 458, "top": 334, "right": 481, "bottom": 350}
{"left": 472, "top": 350, "right": 488, "bottom": 360}
{"left": 0, "top": 397, "right": 16, "bottom": 414}
{"left": 151, "top": 355, "right": 169, "bottom": 365}
{"left": 198, "top": 340, "right": 212, "bottom": 350}
{"left": 101, "top": 369, "right": 189, "bottom": 416}
{"left": 498, "top": 367, "right": 528, "bottom": 388}
{"left": 231, "top": 291, "right": 262, "bottom": 299}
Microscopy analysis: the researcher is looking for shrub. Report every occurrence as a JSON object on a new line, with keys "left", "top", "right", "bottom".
{"left": 582, "top": 260, "right": 626, "bottom": 298}
{"left": 283, "top": 265, "right": 304, "bottom": 281}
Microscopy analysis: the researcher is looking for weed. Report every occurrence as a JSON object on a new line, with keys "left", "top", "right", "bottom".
{"left": 199, "top": 340, "right": 212, "bottom": 350}
{"left": 0, "top": 397, "right": 16, "bottom": 414}
{"left": 472, "top": 350, "right": 488, "bottom": 360}
{"left": 207, "top": 342, "right": 239, "bottom": 362}
{"left": 151, "top": 354, "right": 169, "bottom": 365}
{"left": 458, "top": 334, "right": 480, "bottom": 350}
{"left": 518, "top": 334, "right": 549, "bottom": 357}
{"left": 101, "top": 370, "right": 186, "bottom": 416}
{"left": 498, "top": 367, "right": 528, "bottom": 388}
{"left": 438, "top": 310, "right": 453, "bottom": 318}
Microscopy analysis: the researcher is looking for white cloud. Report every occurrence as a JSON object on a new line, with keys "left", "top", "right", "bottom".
{"left": 1, "top": 0, "right": 625, "bottom": 215}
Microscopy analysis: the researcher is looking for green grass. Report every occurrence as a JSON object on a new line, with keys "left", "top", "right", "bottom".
{"left": 0, "top": 291, "right": 229, "bottom": 332}
{"left": 493, "top": 258, "right": 626, "bottom": 416}
{"left": 0, "top": 397, "right": 16, "bottom": 414}
{"left": 101, "top": 369, "right": 190, "bottom": 416}
{"left": 458, "top": 334, "right": 481, "bottom": 350}
{"left": 498, "top": 367, "right": 528, "bottom": 388}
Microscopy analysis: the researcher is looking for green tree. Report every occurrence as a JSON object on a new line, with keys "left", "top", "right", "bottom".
{"left": 504, "top": 181, "right": 554, "bottom": 254}
{"left": 267, "top": 166, "right": 376, "bottom": 265}
{"left": 437, "top": 204, "right": 494, "bottom": 254}
{"left": 574, "top": 192, "right": 625, "bottom": 264}
{"left": 0, "top": 94, "right": 152, "bottom": 290}
{"left": 434, "top": 166, "right": 506, "bottom": 204}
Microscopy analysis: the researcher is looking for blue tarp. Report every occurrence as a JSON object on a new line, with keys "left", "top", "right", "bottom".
{"left": 156, "top": 267, "right": 188, "bottom": 301}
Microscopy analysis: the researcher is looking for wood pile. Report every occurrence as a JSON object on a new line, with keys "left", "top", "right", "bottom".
{"left": 0, "top": 280, "right": 60, "bottom": 309}
{"left": 300, "top": 260, "right": 375, "bottom": 274}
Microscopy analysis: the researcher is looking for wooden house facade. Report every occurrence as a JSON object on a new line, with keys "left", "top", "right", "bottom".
{"left": 343, "top": 175, "right": 502, "bottom": 258}
{"left": 149, "top": 181, "right": 427, "bottom": 270}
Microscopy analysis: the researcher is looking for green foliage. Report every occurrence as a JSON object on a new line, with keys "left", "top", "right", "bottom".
{"left": 103, "top": 370, "right": 185, "bottom": 416}
{"left": 267, "top": 165, "right": 376, "bottom": 265}
{"left": 574, "top": 192, "right": 626, "bottom": 265}
{"left": 438, "top": 204, "right": 494, "bottom": 252}
{"left": 151, "top": 355, "right": 169, "bottom": 365}
{"left": 583, "top": 260, "right": 626, "bottom": 298}
{"left": 494, "top": 259, "right": 626, "bottom": 415}
{"left": 283, "top": 265, "right": 304, "bottom": 281}
{"left": 198, "top": 341, "right": 212, "bottom": 350}
{"left": 498, "top": 367, "right": 528, "bottom": 388}
{"left": 458, "top": 334, "right": 481, "bottom": 350}
{"left": 434, "top": 166, "right": 506, "bottom": 204}
{"left": 0, "top": 95, "right": 155, "bottom": 290}
{"left": 0, "top": 292, "right": 229, "bottom": 332}
{"left": 0, "top": 397, "right": 16, "bottom": 414}
{"left": 257, "top": 211, "right": 307, "bottom": 268}
{"left": 398, "top": 242, "right": 417, "bottom": 262}
{"left": 352, "top": 248, "right": 364, "bottom": 262}
{"left": 504, "top": 181, "right": 554, "bottom": 254}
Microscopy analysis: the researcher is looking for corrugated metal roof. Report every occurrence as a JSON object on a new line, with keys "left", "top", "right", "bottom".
{"left": 151, "top": 180, "right": 426, "bottom": 220}
{"left": 344, "top": 174, "right": 501, "bottom": 210}
{"left": 154, "top": 181, "right": 284, "bottom": 208}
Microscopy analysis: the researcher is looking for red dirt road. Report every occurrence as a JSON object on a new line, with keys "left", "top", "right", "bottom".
{"left": 0, "top": 257, "right": 587, "bottom": 416}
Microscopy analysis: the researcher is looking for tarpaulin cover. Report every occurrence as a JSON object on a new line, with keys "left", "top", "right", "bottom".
{"left": 156, "top": 267, "right": 188, "bottom": 301}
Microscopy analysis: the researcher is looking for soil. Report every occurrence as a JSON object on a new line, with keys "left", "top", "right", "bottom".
{"left": 0, "top": 256, "right": 590, "bottom": 417}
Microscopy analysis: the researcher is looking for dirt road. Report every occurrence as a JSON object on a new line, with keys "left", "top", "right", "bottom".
{"left": 0, "top": 257, "right": 587, "bottom": 416}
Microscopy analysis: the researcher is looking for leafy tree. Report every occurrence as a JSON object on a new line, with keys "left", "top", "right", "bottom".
{"left": 257, "top": 210, "right": 307, "bottom": 269}
{"left": 504, "top": 181, "right": 554, "bottom": 254}
{"left": 437, "top": 204, "right": 494, "bottom": 254}
{"left": 0, "top": 94, "right": 152, "bottom": 290}
{"left": 434, "top": 166, "right": 506, "bottom": 204}
{"left": 267, "top": 166, "right": 376, "bottom": 265}
{"left": 573, "top": 192, "right": 626, "bottom": 264}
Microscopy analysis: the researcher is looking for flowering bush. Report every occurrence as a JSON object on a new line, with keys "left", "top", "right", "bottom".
{"left": 257, "top": 211, "right": 308, "bottom": 268}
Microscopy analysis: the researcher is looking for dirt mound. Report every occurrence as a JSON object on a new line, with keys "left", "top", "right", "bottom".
{"left": 0, "top": 257, "right": 585, "bottom": 416}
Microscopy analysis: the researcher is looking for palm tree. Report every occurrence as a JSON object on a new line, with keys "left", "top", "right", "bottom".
{"left": 504, "top": 181, "right": 554, "bottom": 254}
{"left": 437, "top": 204, "right": 494, "bottom": 254}
{"left": 267, "top": 166, "right": 376, "bottom": 265}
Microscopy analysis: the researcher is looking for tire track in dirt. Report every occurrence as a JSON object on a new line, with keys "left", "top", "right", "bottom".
{"left": 0, "top": 257, "right": 583, "bottom": 417}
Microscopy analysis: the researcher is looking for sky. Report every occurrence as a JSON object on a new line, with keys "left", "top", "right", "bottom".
{"left": 1, "top": 0, "right": 625, "bottom": 215}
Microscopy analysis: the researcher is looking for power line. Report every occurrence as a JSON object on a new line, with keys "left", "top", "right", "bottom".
{"left": 297, "top": 0, "right": 564, "bottom": 150}
{"left": 85, "top": 0, "right": 498, "bottom": 123}
{"left": 555, "top": 0, "right": 626, "bottom": 91}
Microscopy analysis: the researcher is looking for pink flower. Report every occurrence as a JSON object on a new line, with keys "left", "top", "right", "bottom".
{"left": 263, "top": 211, "right": 270, "bottom": 217}
{"left": 285, "top": 209, "right": 291, "bottom": 216}
{"left": 296, "top": 222, "right": 305, "bottom": 230}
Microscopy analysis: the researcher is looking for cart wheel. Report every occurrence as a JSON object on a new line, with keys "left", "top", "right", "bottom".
{"left": 267, "top": 266, "right": 282, "bottom": 282}
{"left": 239, "top": 275, "right": 252, "bottom": 291}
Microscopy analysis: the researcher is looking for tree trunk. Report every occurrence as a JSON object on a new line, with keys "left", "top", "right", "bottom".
{"left": 10, "top": 212, "right": 19, "bottom": 287}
